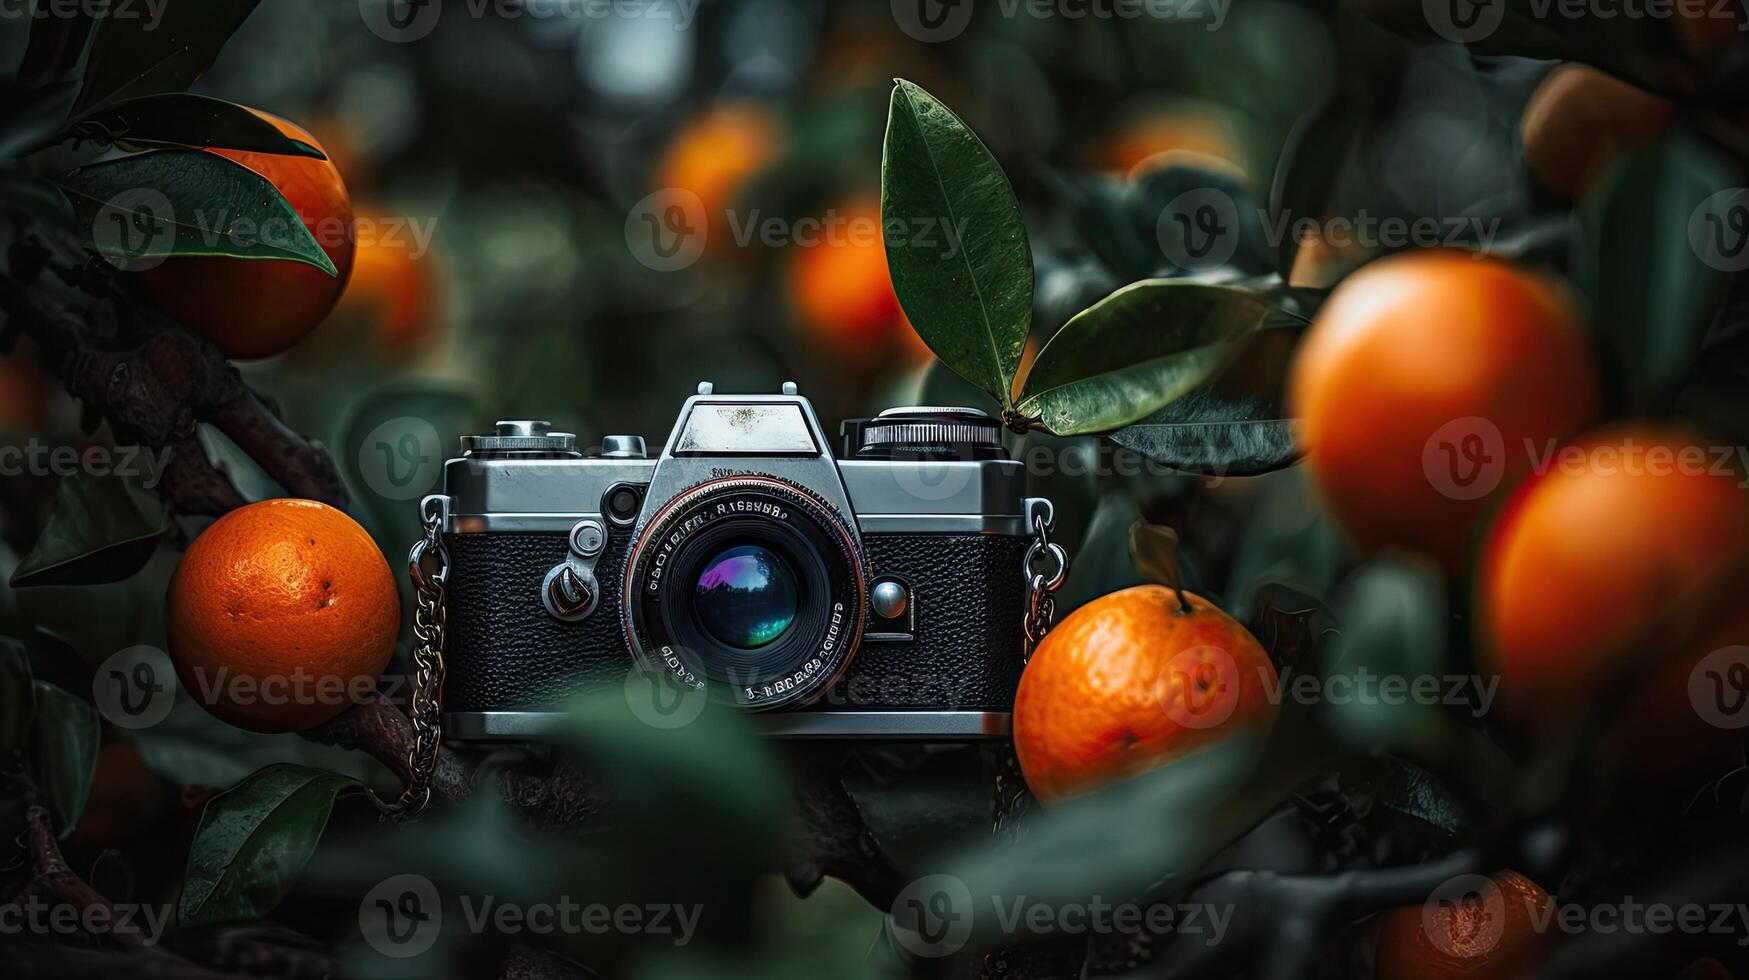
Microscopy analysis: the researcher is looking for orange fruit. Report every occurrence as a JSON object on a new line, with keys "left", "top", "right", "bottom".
{"left": 1375, "top": 870, "right": 1552, "bottom": 980}
{"left": 654, "top": 102, "right": 779, "bottom": 250}
{"left": 1013, "top": 586, "right": 1278, "bottom": 805}
{"left": 142, "top": 109, "right": 355, "bottom": 360}
{"left": 1098, "top": 100, "right": 1244, "bottom": 176}
{"left": 786, "top": 195, "right": 923, "bottom": 370}
{"left": 0, "top": 352, "right": 48, "bottom": 431}
{"left": 1288, "top": 251, "right": 1601, "bottom": 572}
{"left": 324, "top": 209, "right": 440, "bottom": 352}
{"left": 71, "top": 741, "right": 175, "bottom": 846}
{"left": 166, "top": 498, "right": 398, "bottom": 733}
{"left": 1477, "top": 424, "right": 1749, "bottom": 756}
{"left": 1521, "top": 66, "right": 1671, "bottom": 199}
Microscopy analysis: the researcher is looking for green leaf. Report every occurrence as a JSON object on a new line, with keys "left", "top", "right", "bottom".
{"left": 180, "top": 764, "right": 360, "bottom": 927}
{"left": 1110, "top": 389, "right": 1300, "bottom": 477}
{"left": 1016, "top": 281, "right": 1272, "bottom": 436}
{"left": 882, "top": 79, "right": 1032, "bottom": 407}
{"left": 11, "top": 473, "right": 168, "bottom": 588}
{"left": 73, "top": 0, "right": 264, "bottom": 115}
{"left": 1577, "top": 132, "right": 1740, "bottom": 402}
{"left": 0, "top": 638, "right": 36, "bottom": 754}
{"left": 68, "top": 94, "right": 326, "bottom": 158}
{"left": 1321, "top": 559, "right": 1448, "bottom": 750}
{"left": 57, "top": 149, "right": 338, "bottom": 275}
{"left": 31, "top": 682, "right": 100, "bottom": 835}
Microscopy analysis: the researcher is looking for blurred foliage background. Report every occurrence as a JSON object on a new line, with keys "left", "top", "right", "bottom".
{"left": 3, "top": 0, "right": 1749, "bottom": 977}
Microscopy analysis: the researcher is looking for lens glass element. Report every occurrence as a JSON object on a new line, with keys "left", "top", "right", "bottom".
{"left": 693, "top": 544, "right": 799, "bottom": 649}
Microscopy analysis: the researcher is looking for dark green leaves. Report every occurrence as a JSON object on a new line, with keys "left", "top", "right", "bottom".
{"left": 69, "top": 94, "right": 326, "bottom": 158}
{"left": 32, "top": 682, "right": 100, "bottom": 835}
{"left": 180, "top": 765, "right": 360, "bottom": 927}
{"left": 882, "top": 79, "right": 1032, "bottom": 406}
{"left": 57, "top": 150, "right": 337, "bottom": 274}
{"left": 11, "top": 472, "right": 168, "bottom": 588}
{"left": 1016, "top": 281, "right": 1271, "bottom": 435}
{"left": 1577, "top": 132, "right": 1740, "bottom": 403}
{"left": 1110, "top": 391, "right": 1299, "bottom": 477}
{"left": 0, "top": 639, "right": 35, "bottom": 755}
{"left": 73, "top": 0, "right": 265, "bottom": 115}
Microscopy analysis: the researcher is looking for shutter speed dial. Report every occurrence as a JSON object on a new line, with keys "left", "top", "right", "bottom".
{"left": 855, "top": 407, "right": 1006, "bottom": 460}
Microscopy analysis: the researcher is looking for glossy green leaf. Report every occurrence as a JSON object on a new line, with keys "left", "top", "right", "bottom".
{"left": 68, "top": 93, "right": 325, "bottom": 158}
{"left": 73, "top": 0, "right": 263, "bottom": 114}
{"left": 882, "top": 79, "right": 1032, "bottom": 407}
{"left": 1111, "top": 389, "right": 1300, "bottom": 477}
{"left": 0, "top": 638, "right": 35, "bottom": 754}
{"left": 31, "top": 682, "right": 100, "bottom": 835}
{"left": 57, "top": 150, "right": 337, "bottom": 274}
{"left": 11, "top": 473, "right": 168, "bottom": 588}
{"left": 1016, "top": 281, "right": 1271, "bottom": 436}
{"left": 180, "top": 764, "right": 360, "bottom": 927}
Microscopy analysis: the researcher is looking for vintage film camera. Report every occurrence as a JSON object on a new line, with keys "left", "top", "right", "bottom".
{"left": 414, "top": 382, "right": 1065, "bottom": 740}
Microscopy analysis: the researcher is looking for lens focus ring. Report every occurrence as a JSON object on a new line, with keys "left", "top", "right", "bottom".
{"left": 621, "top": 476, "right": 867, "bottom": 710}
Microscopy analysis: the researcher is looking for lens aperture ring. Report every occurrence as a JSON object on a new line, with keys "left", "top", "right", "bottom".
{"left": 621, "top": 476, "right": 868, "bottom": 710}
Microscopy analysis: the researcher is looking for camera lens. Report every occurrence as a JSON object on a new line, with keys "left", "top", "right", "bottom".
{"left": 693, "top": 544, "right": 799, "bottom": 649}
{"left": 623, "top": 476, "right": 867, "bottom": 710}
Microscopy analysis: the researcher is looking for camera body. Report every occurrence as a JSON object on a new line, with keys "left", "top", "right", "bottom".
{"left": 432, "top": 382, "right": 1052, "bottom": 739}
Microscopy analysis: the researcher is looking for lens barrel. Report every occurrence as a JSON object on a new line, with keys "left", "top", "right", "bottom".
{"left": 622, "top": 476, "right": 867, "bottom": 709}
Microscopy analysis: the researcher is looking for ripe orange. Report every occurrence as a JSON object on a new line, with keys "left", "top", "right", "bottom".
{"left": 1013, "top": 586, "right": 1278, "bottom": 805}
{"left": 1375, "top": 870, "right": 1552, "bottom": 980}
{"left": 1288, "top": 251, "right": 1601, "bottom": 572}
{"left": 786, "top": 196, "right": 925, "bottom": 370}
{"left": 1098, "top": 100, "right": 1244, "bottom": 177}
{"left": 165, "top": 498, "right": 398, "bottom": 733}
{"left": 71, "top": 741, "right": 175, "bottom": 846}
{"left": 142, "top": 109, "right": 355, "bottom": 360}
{"left": 1521, "top": 66, "right": 1671, "bottom": 199}
{"left": 654, "top": 102, "right": 779, "bottom": 250}
{"left": 0, "top": 352, "right": 48, "bottom": 431}
{"left": 324, "top": 209, "right": 440, "bottom": 352}
{"left": 1477, "top": 424, "right": 1749, "bottom": 756}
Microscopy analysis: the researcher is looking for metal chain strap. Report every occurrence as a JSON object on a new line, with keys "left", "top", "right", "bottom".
{"left": 381, "top": 495, "right": 450, "bottom": 821}
{"left": 1021, "top": 506, "right": 1068, "bottom": 662}
{"left": 993, "top": 501, "right": 1069, "bottom": 844}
